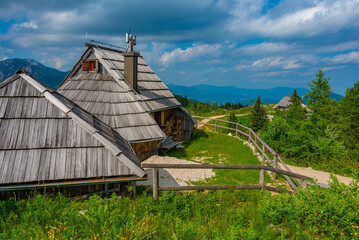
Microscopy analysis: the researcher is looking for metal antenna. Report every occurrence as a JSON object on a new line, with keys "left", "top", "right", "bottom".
{"left": 125, "top": 29, "right": 136, "bottom": 52}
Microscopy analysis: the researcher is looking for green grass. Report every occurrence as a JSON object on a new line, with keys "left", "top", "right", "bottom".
{"left": 1, "top": 178, "right": 358, "bottom": 239}
{"left": 165, "top": 129, "right": 272, "bottom": 185}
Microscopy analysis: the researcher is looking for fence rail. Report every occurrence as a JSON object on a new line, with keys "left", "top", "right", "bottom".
{"left": 193, "top": 116, "right": 302, "bottom": 189}
{"left": 142, "top": 163, "right": 311, "bottom": 200}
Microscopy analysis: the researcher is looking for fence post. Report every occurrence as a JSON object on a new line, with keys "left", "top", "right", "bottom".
{"left": 215, "top": 120, "right": 218, "bottom": 132}
{"left": 262, "top": 145, "right": 265, "bottom": 164}
{"left": 273, "top": 154, "right": 278, "bottom": 180}
{"left": 133, "top": 181, "right": 137, "bottom": 198}
{"left": 235, "top": 124, "right": 238, "bottom": 137}
{"left": 153, "top": 168, "right": 159, "bottom": 201}
{"left": 259, "top": 169, "right": 265, "bottom": 193}
{"left": 248, "top": 130, "right": 251, "bottom": 142}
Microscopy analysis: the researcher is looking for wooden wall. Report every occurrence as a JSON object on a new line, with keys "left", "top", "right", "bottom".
{"left": 131, "top": 140, "right": 161, "bottom": 162}
{"left": 173, "top": 108, "right": 195, "bottom": 140}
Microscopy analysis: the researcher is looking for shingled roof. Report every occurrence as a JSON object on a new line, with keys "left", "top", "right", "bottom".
{"left": 58, "top": 72, "right": 166, "bottom": 142}
{"left": 58, "top": 44, "right": 178, "bottom": 142}
{"left": 90, "top": 45, "right": 181, "bottom": 111}
{"left": 0, "top": 73, "right": 146, "bottom": 189}
{"left": 273, "top": 96, "right": 308, "bottom": 109}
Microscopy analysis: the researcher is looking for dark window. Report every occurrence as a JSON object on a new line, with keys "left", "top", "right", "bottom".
{"left": 88, "top": 60, "right": 98, "bottom": 71}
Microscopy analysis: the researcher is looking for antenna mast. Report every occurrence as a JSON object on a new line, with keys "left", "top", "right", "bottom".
{"left": 125, "top": 30, "right": 136, "bottom": 52}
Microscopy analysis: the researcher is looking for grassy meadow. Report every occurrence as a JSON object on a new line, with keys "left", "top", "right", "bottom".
{"left": 1, "top": 178, "right": 358, "bottom": 239}
{"left": 164, "top": 129, "right": 273, "bottom": 185}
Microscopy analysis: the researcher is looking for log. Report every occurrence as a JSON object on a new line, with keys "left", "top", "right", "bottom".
{"left": 142, "top": 163, "right": 312, "bottom": 180}
{"left": 158, "top": 184, "right": 261, "bottom": 191}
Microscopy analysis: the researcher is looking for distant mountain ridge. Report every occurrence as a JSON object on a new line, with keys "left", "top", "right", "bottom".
{"left": 0, "top": 58, "right": 68, "bottom": 88}
{"left": 167, "top": 84, "right": 343, "bottom": 105}
{"left": 0, "top": 58, "right": 342, "bottom": 105}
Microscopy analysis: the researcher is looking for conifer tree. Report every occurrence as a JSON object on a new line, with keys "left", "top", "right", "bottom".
{"left": 304, "top": 69, "right": 334, "bottom": 124}
{"left": 340, "top": 81, "right": 359, "bottom": 149}
{"left": 250, "top": 95, "right": 266, "bottom": 131}
{"left": 287, "top": 89, "right": 306, "bottom": 122}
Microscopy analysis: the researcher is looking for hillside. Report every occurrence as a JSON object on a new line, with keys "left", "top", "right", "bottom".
{"left": 0, "top": 58, "right": 68, "bottom": 88}
{"left": 168, "top": 84, "right": 342, "bottom": 105}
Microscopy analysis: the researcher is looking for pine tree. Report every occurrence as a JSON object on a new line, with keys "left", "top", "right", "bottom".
{"left": 287, "top": 89, "right": 306, "bottom": 122}
{"left": 250, "top": 95, "right": 266, "bottom": 131}
{"left": 340, "top": 81, "right": 359, "bottom": 149}
{"left": 305, "top": 69, "right": 334, "bottom": 121}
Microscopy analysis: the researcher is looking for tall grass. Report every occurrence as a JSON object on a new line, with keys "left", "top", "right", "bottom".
{"left": 1, "top": 177, "right": 358, "bottom": 239}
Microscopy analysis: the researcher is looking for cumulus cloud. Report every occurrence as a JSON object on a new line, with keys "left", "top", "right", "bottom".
{"left": 326, "top": 51, "right": 359, "bottom": 64}
{"left": 160, "top": 43, "right": 222, "bottom": 66}
{"left": 229, "top": 0, "right": 359, "bottom": 38}
{"left": 13, "top": 21, "right": 38, "bottom": 31}
{"left": 235, "top": 54, "right": 317, "bottom": 71}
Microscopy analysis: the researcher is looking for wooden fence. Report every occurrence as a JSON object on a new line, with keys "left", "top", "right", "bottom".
{"left": 142, "top": 163, "right": 312, "bottom": 201}
{"left": 193, "top": 116, "right": 302, "bottom": 190}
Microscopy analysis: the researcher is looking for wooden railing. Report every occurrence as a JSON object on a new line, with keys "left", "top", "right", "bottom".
{"left": 142, "top": 163, "right": 312, "bottom": 200}
{"left": 193, "top": 116, "right": 302, "bottom": 190}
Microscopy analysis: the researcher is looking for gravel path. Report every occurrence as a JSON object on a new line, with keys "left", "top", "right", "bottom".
{"left": 137, "top": 156, "right": 215, "bottom": 187}
{"left": 277, "top": 163, "right": 355, "bottom": 187}
{"left": 244, "top": 141, "right": 356, "bottom": 187}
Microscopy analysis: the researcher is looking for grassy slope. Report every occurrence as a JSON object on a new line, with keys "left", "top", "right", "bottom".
{"left": 165, "top": 129, "right": 272, "bottom": 185}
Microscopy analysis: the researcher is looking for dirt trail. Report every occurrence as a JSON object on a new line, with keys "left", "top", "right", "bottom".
{"left": 197, "top": 114, "right": 248, "bottom": 129}
{"left": 244, "top": 141, "right": 356, "bottom": 187}
{"left": 278, "top": 163, "right": 355, "bottom": 187}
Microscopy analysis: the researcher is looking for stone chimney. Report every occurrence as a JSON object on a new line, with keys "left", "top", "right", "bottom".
{"left": 122, "top": 52, "right": 140, "bottom": 91}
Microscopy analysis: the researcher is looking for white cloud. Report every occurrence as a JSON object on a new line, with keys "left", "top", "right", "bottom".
{"left": 229, "top": 0, "right": 359, "bottom": 38}
{"left": 178, "top": 70, "right": 186, "bottom": 75}
{"left": 327, "top": 51, "right": 359, "bottom": 64}
{"left": 235, "top": 54, "right": 317, "bottom": 71}
{"left": 2, "top": 56, "right": 8, "bottom": 60}
{"left": 160, "top": 43, "right": 221, "bottom": 66}
{"left": 13, "top": 21, "right": 39, "bottom": 31}
{"left": 315, "top": 41, "right": 359, "bottom": 53}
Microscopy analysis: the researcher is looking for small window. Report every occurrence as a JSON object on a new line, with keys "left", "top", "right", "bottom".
{"left": 88, "top": 60, "right": 98, "bottom": 71}
{"left": 82, "top": 61, "right": 88, "bottom": 71}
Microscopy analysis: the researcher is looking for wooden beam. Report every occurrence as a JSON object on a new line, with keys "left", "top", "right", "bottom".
{"left": 158, "top": 184, "right": 261, "bottom": 191}
{"left": 142, "top": 163, "right": 312, "bottom": 180}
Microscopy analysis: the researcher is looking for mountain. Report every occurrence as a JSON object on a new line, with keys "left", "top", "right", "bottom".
{"left": 0, "top": 58, "right": 68, "bottom": 88}
{"left": 167, "top": 84, "right": 343, "bottom": 105}
{"left": 0, "top": 59, "right": 343, "bottom": 104}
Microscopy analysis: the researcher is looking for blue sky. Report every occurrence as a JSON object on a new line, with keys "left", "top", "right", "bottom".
{"left": 0, "top": 0, "right": 359, "bottom": 94}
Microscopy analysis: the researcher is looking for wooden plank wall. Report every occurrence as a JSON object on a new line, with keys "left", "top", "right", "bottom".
{"left": 131, "top": 140, "right": 161, "bottom": 162}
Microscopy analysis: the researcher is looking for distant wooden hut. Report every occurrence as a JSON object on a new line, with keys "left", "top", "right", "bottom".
{"left": 0, "top": 72, "right": 146, "bottom": 198}
{"left": 58, "top": 43, "right": 197, "bottom": 161}
{"left": 273, "top": 96, "right": 308, "bottom": 110}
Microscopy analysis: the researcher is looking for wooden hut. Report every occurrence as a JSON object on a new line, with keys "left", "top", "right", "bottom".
{"left": 0, "top": 72, "right": 146, "bottom": 198}
{"left": 58, "top": 43, "right": 197, "bottom": 161}
{"left": 273, "top": 96, "right": 308, "bottom": 110}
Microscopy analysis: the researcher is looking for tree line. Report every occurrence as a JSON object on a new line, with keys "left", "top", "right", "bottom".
{"left": 174, "top": 94, "right": 246, "bottom": 114}
{"left": 248, "top": 69, "right": 359, "bottom": 177}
